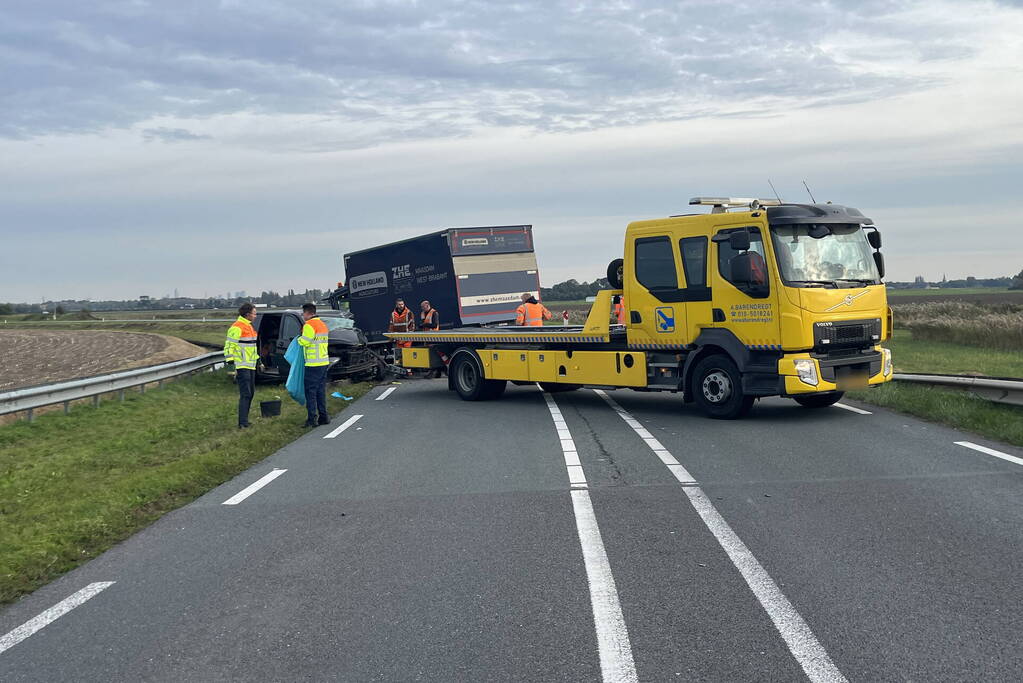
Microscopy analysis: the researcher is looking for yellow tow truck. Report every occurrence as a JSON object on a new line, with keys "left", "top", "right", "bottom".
{"left": 388, "top": 197, "right": 893, "bottom": 418}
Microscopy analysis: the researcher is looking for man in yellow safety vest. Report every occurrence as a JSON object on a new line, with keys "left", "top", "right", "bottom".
{"left": 224, "top": 302, "right": 259, "bottom": 428}
{"left": 298, "top": 302, "right": 331, "bottom": 427}
{"left": 516, "top": 293, "right": 552, "bottom": 326}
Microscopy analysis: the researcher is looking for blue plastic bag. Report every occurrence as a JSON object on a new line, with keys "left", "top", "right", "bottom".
{"left": 284, "top": 337, "right": 306, "bottom": 405}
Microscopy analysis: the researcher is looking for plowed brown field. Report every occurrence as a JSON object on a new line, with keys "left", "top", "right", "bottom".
{"left": 0, "top": 330, "right": 206, "bottom": 391}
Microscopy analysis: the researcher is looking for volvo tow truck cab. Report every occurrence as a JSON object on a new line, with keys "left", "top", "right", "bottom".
{"left": 388, "top": 198, "right": 894, "bottom": 418}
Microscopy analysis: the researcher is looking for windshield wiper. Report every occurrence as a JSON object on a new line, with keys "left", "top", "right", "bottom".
{"left": 787, "top": 279, "right": 836, "bottom": 288}
{"left": 834, "top": 278, "right": 877, "bottom": 285}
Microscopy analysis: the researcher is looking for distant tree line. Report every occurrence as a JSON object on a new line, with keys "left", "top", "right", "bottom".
{"left": 887, "top": 274, "right": 1017, "bottom": 290}
{"left": 540, "top": 278, "right": 610, "bottom": 302}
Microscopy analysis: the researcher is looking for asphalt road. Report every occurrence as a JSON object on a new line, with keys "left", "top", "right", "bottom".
{"left": 2, "top": 379, "right": 1023, "bottom": 681}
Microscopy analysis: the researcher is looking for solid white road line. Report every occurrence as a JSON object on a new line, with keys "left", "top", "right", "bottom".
{"left": 222, "top": 469, "right": 287, "bottom": 505}
{"left": 0, "top": 582, "right": 115, "bottom": 655}
{"left": 955, "top": 441, "right": 1023, "bottom": 468}
{"left": 324, "top": 413, "right": 363, "bottom": 439}
{"left": 594, "top": 390, "right": 846, "bottom": 683}
{"left": 375, "top": 387, "right": 397, "bottom": 401}
{"left": 542, "top": 391, "right": 638, "bottom": 683}
{"left": 834, "top": 403, "right": 872, "bottom": 415}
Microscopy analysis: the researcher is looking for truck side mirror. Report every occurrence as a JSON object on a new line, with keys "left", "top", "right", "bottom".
{"left": 872, "top": 251, "right": 885, "bottom": 279}
{"left": 867, "top": 229, "right": 882, "bottom": 250}
{"left": 731, "top": 253, "right": 754, "bottom": 285}
{"left": 729, "top": 231, "right": 750, "bottom": 252}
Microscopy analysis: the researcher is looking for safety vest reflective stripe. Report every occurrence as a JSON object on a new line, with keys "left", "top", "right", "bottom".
{"left": 421, "top": 310, "right": 438, "bottom": 329}
{"left": 225, "top": 317, "right": 258, "bottom": 370}
{"left": 391, "top": 311, "right": 413, "bottom": 331}
{"left": 299, "top": 318, "right": 330, "bottom": 367}
{"left": 518, "top": 302, "right": 549, "bottom": 326}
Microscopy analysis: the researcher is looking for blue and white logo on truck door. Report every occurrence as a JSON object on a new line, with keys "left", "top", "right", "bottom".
{"left": 655, "top": 307, "right": 675, "bottom": 333}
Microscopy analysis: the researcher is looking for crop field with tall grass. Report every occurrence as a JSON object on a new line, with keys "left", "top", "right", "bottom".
{"left": 891, "top": 300, "right": 1023, "bottom": 352}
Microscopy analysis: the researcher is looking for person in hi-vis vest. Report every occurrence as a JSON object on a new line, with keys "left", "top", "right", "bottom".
{"left": 515, "top": 293, "right": 551, "bottom": 326}
{"left": 298, "top": 303, "right": 330, "bottom": 427}
{"left": 224, "top": 302, "right": 259, "bottom": 428}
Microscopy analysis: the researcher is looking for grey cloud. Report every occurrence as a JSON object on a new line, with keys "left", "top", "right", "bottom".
{"left": 141, "top": 127, "right": 211, "bottom": 143}
{"left": 0, "top": 0, "right": 1006, "bottom": 145}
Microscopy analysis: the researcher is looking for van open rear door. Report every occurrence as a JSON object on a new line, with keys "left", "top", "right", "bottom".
{"left": 449, "top": 226, "right": 541, "bottom": 325}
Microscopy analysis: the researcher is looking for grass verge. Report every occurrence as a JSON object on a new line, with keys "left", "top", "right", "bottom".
{"left": 851, "top": 330, "right": 1022, "bottom": 447}
{"left": 0, "top": 369, "right": 371, "bottom": 605}
{"left": 849, "top": 383, "right": 1023, "bottom": 448}
{"left": 885, "top": 329, "right": 1023, "bottom": 377}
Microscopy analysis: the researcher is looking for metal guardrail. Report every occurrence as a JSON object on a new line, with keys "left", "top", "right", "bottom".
{"left": 0, "top": 352, "right": 226, "bottom": 421}
{"left": 893, "top": 373, "right": 1023, "bottom": 406}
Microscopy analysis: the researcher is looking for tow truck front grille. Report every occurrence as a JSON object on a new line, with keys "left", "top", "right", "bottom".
{"left": 814, "top": 318, "right": 881, "bottom": 350}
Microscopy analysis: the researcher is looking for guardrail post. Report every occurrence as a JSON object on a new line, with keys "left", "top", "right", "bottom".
{"left": 27, "top": 408, "right": 34, "bottom": 422}
{"left": 140, "top": 383, "right": 146, "bottom": 395}
{"left": 119, "top": 389, "right": 125, "bottom": 402}
{"left": 93, "top": 395, "right": 100, "bottom": 408}
{"left": 63, "top": 400, "right": 70, "bottom": 415}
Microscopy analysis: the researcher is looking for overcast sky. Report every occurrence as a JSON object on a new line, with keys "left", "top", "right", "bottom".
{"left": 2, "top": 0, "right": 1022, "bottom": 302}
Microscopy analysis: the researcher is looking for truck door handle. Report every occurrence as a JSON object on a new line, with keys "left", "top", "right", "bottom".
{"left": 630, "top": 311, "right": 641, "bottom": 324}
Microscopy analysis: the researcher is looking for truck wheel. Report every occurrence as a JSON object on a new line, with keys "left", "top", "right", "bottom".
{"left": 691, "top": 354, "right": 754, "bottom": 419}
{"left": 451, "top": 352, "right": 505, "bottom": 401}
{"left": 539, "top": 382, "right": 581, "bottom": 393}
{"left": 793, "top": 392, "right": 844, "bottom": 408}
{"left": 607, "top": 258, "right": 624, "bottom": 289}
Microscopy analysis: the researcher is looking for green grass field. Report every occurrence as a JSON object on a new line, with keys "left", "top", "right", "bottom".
{"left": 851, "top": 328, "right": 1021, "bottom": 447}
{"left": 0, "top": 370, "right": 371, "bottom": 605}
{"left": 884, "top": 329, "right": 1022, "bottom": 377}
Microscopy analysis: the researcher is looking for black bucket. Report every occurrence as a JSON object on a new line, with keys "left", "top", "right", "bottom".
{"left": 260, "top": 400, "right": 282, "bottom": 418}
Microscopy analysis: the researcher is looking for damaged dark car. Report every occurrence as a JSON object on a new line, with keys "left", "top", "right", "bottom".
{"left": 254, "top": 310, "right": 379, "bottom": 383}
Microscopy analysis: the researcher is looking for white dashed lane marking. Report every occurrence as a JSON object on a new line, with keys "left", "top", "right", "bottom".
{"left": 221, "top": 469, "right": 287, "bottom": 505}
{"left": 834, "top": 403, "right": 872, "bottom": 415}
{"left": 594, "top": 390, "right": 847, "bottom": 683}
{"left": 375, "top": 387, "right": 397, "bottom": 401}
{"left": 955, "top": 441, "right": 1023, "bottom": 468}
{"left": 0, "top": 582, "right": 115, "bottom": 655}
{"left": 323, "top": 414, "right": 363, "bottom": 439}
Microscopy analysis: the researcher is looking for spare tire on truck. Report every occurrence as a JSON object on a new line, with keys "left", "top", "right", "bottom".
{"left": 607, "top": 258, "right": 624, "bottom": 289}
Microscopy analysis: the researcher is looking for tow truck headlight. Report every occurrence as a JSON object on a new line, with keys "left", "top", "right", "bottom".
{"left": 882, "top": 348, "right": 893, "bottom": 376}
{"left": 794, "top": 358, "right": 819, "bottom": 387}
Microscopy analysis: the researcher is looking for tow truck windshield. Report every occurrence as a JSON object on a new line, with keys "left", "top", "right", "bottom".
{"left": 770, "top": 223, "right": 879, "bottom": 288}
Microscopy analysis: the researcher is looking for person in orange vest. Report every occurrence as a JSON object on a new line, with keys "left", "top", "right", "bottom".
{"left": 420, "top": 300, "right": 440, "bottom": 331}
{"left": 612, "top": 295, "right": 626, "bottom": 324}
{"left": 224, "top": 302, "right": 259, "bottom": 428}
{"left": 389, "top": 298, "right": 415, "bottom": 351}
{"left": 298, "top": 303, "right": 331, "bottom": 427}
{"left": 516, "top": 292, "right": 551, "bottom": 326}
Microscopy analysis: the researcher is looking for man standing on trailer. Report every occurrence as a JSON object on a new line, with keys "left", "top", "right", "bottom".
{"left": 516, "top": 292, "right": 552, "bottom": 326}
{"left": 420, "top": 300, "right": 440, "bottom": 331}
{"left": 389, "top": 298, "right": 415, "bottom": 349}
{"left": 224, "top": 302, "right": 259, "bottom": 428}
{"left": 298, "top": 303, "right": 330, "bottom": 427}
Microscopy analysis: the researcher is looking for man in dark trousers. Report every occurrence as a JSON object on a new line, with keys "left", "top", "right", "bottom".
{"left": 224, "top": 303, "right": 259, "bottom": 428}
{"left": 298, "top": 303, "right": 331, "bottom": 427}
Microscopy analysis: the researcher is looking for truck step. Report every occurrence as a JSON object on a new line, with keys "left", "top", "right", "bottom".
{"left": 648, "top": 362, "right": 680, "bottom": 368}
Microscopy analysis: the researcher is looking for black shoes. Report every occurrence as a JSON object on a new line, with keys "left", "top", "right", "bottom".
{"left": 303, "top": 420, "right": 317, "bottom": 428}
{"left": 238, "top": 423, "right": 251, "bottom": 429}
{"left": 318, "top": 416, "right": 331, "bottom": 426}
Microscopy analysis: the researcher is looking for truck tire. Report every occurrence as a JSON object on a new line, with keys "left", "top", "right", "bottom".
{"left": 607, "top": 258, "right": 624, "bottom": 289}
{"left": 451, "top": 351, "right": 505, "bottom": 401}
{"left": 691, "top": 354, "right": 754, "bottom": 419}
{"left": 793, "top": 392, "right": 844, "bottom": 409}
{"left": 539, "top": 382, "right": 581, "bottom": 393}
